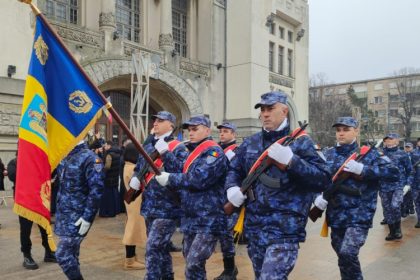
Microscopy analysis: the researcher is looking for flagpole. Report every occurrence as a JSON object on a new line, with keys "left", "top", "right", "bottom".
{"left": 19, "top": 0, "right": 160, "bottom": 174}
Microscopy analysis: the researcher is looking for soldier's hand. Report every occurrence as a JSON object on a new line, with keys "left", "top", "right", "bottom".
{"left": 268, "top": 143, "right": 293, "bottom": 165}
{"left": 314, "top": 194, "right": 328, "bottom": 210}
{"left": 344, "top": 160, "right": 364, "bottom": 175}
{"left": 403, "top": 185, "right": 411, "bottom": 195}
{"left": 227, "top": 186, "right": 247, "bottom": 207}
{"left": 129, "top": 177, "right": 141, "bottom": 190}
{"left": 74, "top": 217, "right": 91, "bottom": 236}
{"left": 155, "top": 172, "right": 170, "bottom": 186}
{"left": 155, "top": 138, "right": 169, "bottom": 155}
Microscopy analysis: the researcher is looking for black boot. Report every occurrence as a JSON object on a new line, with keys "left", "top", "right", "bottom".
{"left": 394, "top": 221, "right": 403, "bottom": 239}
{"left": 23, "top": 253, "right": 39, "bottom": 270}
{"left": 415, "top": 221, "right": 420, "bottom": 228}
{"left": 214, "top": 256, "right": 238, "bottom": 280}
{"left": 385, "top": 223, "right": 396, "bottom": 241}
{"left": 44, "top": 250, "right": 57, "bottom": 263}
{"left": 380, "top": 218, "right": 387, "bottom": 225}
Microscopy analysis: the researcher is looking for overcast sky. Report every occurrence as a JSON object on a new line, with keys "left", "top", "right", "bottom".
{"left": 309, "top": 0, "right": 420, "bottom": 84}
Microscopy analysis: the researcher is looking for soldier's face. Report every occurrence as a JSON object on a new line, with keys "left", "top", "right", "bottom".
{"left": 219, "top": 128, "right": 235, "bottom": 144}
{"left": 404, "top": 146, "right": 413, "bottom": 152}
{"left": 260, "top": 103, "right": 288, "bottom": 131}
{"left": 188, "top": 125, "right": 210, "bottom": 143}
{"left": 335, "top": 126, "right": 359, "bottom": 145}
{"left": 153, "top": 118, "right": 173, "bottom": 137}
{"left": 384, "top": 138, "right": 399, "bottom": 147}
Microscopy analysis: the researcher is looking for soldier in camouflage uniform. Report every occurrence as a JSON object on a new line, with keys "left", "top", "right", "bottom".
{"left": 410, "top": 139, "right": 420, "bottom": 228}
{"left": 214, "top": 122, "right": 239, "bottom": 280}
{"left": 401, "top": 142, "right": 415, "bottom": 217}
{"left": 55, "top": 141, "right": 104, "bottom": 280}
{"left": 155, "top": 115, "right": 228, "bottom": 280}
{"left": 225, "top": 91, "right": 331, "bottom": 280}
{"left": 314, "top": 117, "right": 399, "bottom": 280}
{"left": 379, "top": 133, "right": 413, "bottom": 241}
{"left": 128, "top": 111, "right": 188, "bottom": 280}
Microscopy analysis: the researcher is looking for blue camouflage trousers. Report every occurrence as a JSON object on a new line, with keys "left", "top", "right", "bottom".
{"left": 144, "top": 218, "right": 177, "bottom": 280}
{"left": 56, "top": 236, "right": 84, "bottom": 280}
{"left": 402, "top": 190, "right": 415, "bottom": 214}
{"left": 183, "top": 233, "right": 218, "bottom": 280}
{"left": 218, "top": 231, "right": 235, "bottom": 258}
{"left": 412, "top": 189, "right": 420, "bottom": 218}
{"left": 380, "top": 190, "right": 403, "bottom": 224}
{"left": 247, "top": 241, "right": 299, "bottom": 280}
{"left": 331, "top": 227, "right": 368, "bottom": 280}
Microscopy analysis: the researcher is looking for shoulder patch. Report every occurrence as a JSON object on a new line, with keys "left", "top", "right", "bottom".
{"left": 93, "top": 162, "right": 103, "bottom": 172}
{"left": 206, "top": 155, "right": 218, "bottom": 164}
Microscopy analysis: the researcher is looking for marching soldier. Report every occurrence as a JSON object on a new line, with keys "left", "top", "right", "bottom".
{"left": 402, "top": 142, "right": 415, "bottom": 217}
{"left": 214, "top": 122, "right": 239, "bottom": 280}
{"left": 379, "top": 133, "right": 413, "bottom": 240}
{"left": 155, "top": 115, "right": 228, "bottom": 280}
{"left": 128, "top": 111, "right": 188, "bottom": 280}
{"left": 55, "top": 141, "right": 105, "bottom": 280}
{"left": 411, "top": 139, "right": 420, "bottom": 228}
{"left": 313, "top": 117, "right": 399, "bottom": 280}
{"left": 225, "top": 91, "right": 331, "bottom": 279}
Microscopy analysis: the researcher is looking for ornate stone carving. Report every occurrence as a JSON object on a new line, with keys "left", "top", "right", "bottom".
{"left": 82, "top": 58, "right": 202, "bottom": 115}
{"left": 99, "top": 12, "right": 116, "bottom": 28}
{"left": 158, "top": 33, "right": 174, "bottom": 49}
{"left": 180, "top": 59, "right": 210, "bottom": 77}
{"left": 52, "top": 21, "right": 103, "bottom": 48}
{"left": 269, "top": 73, "right": 294, "bottom": 88}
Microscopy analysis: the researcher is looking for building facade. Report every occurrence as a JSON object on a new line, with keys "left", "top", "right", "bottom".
{"left": 310, "top": 74, "right": 420, "bottom": 143}
{"left": 0, "top": 0, "right": 309, "bottom": 166}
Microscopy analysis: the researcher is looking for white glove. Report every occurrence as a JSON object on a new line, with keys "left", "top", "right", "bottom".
{"left": 343, "top": 160, "right": 364, "bottom": 175}
{"left": 227, "top": 186, "right": 247, "bottom": 207}
{"left": 403, "top": 185, "right": 411, "bottom": 195}
{"left": 74, "top": 217, "right": 91, "bottom": 236}
{"left": 267, "top": 143, "right": 293, "bottom": 165}
{"left": 129, "top": 176, "right": 141, "bottom": 190}
{"left": 155, "top": 172, "right": 170, "bottom": 186}
{"left": 314, "top": 194, "right": 328, "bottom": 210}
{"left": 154, "top": 138, "right": 169, "bottom": 155}
{"left": 225, "top": 150, "right": 236, "bottom": 161}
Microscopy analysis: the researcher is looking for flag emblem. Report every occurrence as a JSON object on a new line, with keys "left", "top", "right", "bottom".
{"left": 69, "top": 90, "right": 93, "bottom": 113}
{"left": 34, "top": 35, "right": 48, "bottom": 65}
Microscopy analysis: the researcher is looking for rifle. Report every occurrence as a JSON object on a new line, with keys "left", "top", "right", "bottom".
{"left": 223, "top": 121, "right": 308, "bottom": 215}
{"left": 124, "top": 150, "right": 159, "bottom": 204}
{"left": 308, "top": 145, "right": 373, "bottom": 222}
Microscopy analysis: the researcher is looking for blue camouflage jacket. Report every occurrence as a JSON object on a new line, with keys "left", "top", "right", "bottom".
{"left": 411, "top": 148, "right": 420, "bottom": 189}
{"left": 225, "top": 126, "right": 331, "bottom": 245}
{"left": 325, "top": 142, "right": 399, "bottom": 229}
{"left": 55, "top": 143, "right": 105, "bottom": 237}
{"left": 380, "top": 146, "right": 413, "bottom": 192}
{"left": 137, "top": 136, "right": 188, "bottom": 219}
{"left": 168, "top": 137, "right": 228, "bottom": 234}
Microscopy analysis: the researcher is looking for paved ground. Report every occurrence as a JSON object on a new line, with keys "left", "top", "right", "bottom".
{"left": 1, "top": 192, "right": 420, "bottom": 279}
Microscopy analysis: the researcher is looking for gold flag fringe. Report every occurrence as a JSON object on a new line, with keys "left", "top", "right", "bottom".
{"left": 320, "top": 217, "right": 329, "bottom": 237}
{"left": 13, "top": 203, "right": 56, "bottom": 251}
{"left": 233, "top": 206, "right": 246, "bottom": 245}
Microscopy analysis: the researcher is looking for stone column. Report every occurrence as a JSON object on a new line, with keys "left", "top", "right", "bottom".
{"left": 100, "top": 0, "right": 121, "bottom": 55}
{"left": 159, "top": 0, "right": 174, "bottom": 53}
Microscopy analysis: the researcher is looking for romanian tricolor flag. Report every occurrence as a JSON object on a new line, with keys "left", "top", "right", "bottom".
{"left": 13, "top": 13, "right": 105, "bottom": 249}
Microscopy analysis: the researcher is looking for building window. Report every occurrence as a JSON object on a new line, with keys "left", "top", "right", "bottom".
{"left": 390, "top": 109, "right": 398, "bottom": 117}
{"left": 172, "top": 0, "right": 188, "bottom": 57}
{"left": 269, "top": 42, "right": 274, "bottom": 72}
{"left": 288, "top": 31, "right": 293, "bottom": 43}
{"left": 278, "top": 46, "right": 284, "bottom": 75}
{"left": 268, "top": 22, "right": 275, "bottom": 35}
{"left": 279, "top": 26, "right": 284, "bottom": 39}
{"left": 44, "top": 0, "right": 79, "bottom": 24}
{"left": 116, "top": 0, "right": 141, "bottom": 43}
{"left": 374, "top": 96, "right": 383, "bottom": 104}
{"left": 287, "top": 49, "right": 293, "bottom": 77}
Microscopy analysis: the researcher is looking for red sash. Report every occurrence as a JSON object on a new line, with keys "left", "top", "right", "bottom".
{"left": 183, "top": 140, "right": 219, "bottom": 173}
{"left": 144, "top": 140, "right": 182, "bottom": 185}
{"left": 248, "top": 127, "right": 307, "bottom": 174}
{"left": 223, "top": 144, "right": 238, "bottom": 154}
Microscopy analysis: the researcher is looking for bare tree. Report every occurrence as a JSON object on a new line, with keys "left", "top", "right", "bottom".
{"left": 391, "top": 68, "right": 420, "bottom": 141}
{"left": 309, "top": 73, "right": 352, "bottom": 147}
